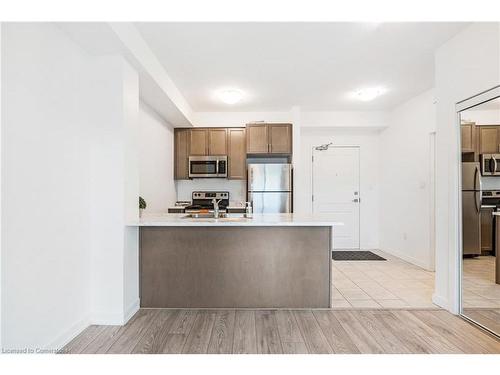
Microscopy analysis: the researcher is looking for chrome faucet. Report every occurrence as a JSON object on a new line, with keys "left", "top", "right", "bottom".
{"left": 212, "top": 198, "right": 222, "bottom": 218}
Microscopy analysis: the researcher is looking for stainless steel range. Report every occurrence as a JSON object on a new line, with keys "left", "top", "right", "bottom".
{"left": 183, "top": 191, "right": 230, "bottom": 213}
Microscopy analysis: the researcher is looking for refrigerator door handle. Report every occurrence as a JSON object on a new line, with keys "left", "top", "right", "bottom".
{"left": 475, "top": 165, "right": 482, "bottom": 213}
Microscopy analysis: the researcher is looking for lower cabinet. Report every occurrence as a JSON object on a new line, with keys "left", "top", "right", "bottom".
{"left": 481, "top": 207, "right": 494, "bottom": 252}
{"left": 227, "top": 207, "right": 246, "bottom": 214}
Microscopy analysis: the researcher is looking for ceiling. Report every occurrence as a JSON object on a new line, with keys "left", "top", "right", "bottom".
{"left": 135, "top": 22, "right": 468, "bottom": 112}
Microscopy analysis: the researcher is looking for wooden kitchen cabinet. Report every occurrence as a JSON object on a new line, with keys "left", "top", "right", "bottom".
{"left": 246, "top": 123, "right": 292, "bottom": 155}
{"left": 174, "top": 127, "right": 244, "bottom": 180}
{"left": 478, "top": 126, "right": 500, "bottom": 154}
{"left": 189, "top": 128, "right": 228, "bottom": 156}
{"left": 246, "top": 124, "right": 269, "bottom": 154}
{"left": 227, "top": 128, "right": 246, "bottom": 179}
{"left": 189, "top": 129, "right": 209, "bottom": 156}
{"left": 461, "top": 123, "right": 476, "bottom": 153}
{"left": 174, "top": 128, "right": 190, "bottom": 180}
{"left": 208, "top": 128, "right": 227, "bottom": 155}
{"left": 269, "top": 124, "right": 292, "bottom": 154}
{"left": 481, "top": 207, "right": 494, "bottom": 252}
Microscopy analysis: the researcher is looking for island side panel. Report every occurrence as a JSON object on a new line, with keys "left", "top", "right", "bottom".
{"left": 140, "top": 226, "right": 331, "bottom": 308}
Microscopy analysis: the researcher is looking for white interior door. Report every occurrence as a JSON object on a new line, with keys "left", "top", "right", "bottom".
{"left": 312, "top": 146, "right": 360, "bottom": 249}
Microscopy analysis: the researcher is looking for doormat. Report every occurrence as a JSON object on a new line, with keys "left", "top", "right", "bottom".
{"left": 332, "top": 251, "right": 386, "bottom": 261}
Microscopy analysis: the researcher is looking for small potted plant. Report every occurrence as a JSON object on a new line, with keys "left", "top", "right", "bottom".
{"left": 139, "top": 196, "right": 147, "bottom": 218}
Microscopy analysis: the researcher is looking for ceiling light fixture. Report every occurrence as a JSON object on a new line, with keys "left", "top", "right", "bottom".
{"left": 351, "top": 87, "right": 387, "bottom": 102}
{"left": 217, "top": 89, "right": 244, "bottom": 105}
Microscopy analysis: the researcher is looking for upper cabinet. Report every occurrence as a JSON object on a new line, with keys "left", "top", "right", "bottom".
{"left": 227, "top": 128, "right": 246, "bottom": 180}
{"left": 460, "top": 123, "right": 500, "bottom": 163}
{"left": 189, "top": 129, "right": 209, "bottom": 156}
{"left": 208, "top": 128, "right": 228, "bottom": 155}
{"left": 461, "top": 122, "right": 476, "bottom": 153}
{"left": 174, "top": 128, "right": 190, "bottom": 180}
{"left": 189, "top": 128, "right": 228, "bottom": 156}
{"left": 174, "top": 124, "right": 292, "bottom": 180}
{"left": 478, "top": 126, "right": 500, "bottom": 154}
{"left": 246, "top": 123, "right": 292, "bottom": 155}
{"left": 246, "top": 124, "right": 269, "bottom": 154}
{"left": 174, "top": 127, "right": 239, "bottom": 180}
{"left": 269, "top": 124, "right": 292, "bottom": 154}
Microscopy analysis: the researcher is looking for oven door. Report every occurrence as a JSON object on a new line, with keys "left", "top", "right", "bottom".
{"left": 189, "top": 156, "right": 218, "bottom": 178}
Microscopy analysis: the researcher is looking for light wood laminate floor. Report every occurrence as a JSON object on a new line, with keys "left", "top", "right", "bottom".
{"left": 62, "top": 309, "right": 500, "bottom": 354}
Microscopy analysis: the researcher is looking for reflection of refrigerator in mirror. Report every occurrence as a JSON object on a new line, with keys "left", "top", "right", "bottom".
{"left": 458, "top": 87, "right": 500, "bottom": 338}
{"left": 462, "top": 162, "right": 482, "bottom": 256}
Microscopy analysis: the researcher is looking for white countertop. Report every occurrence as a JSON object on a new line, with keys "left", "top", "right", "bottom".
{"left": 128, "top": 213, "right": 344, "bottom": 227}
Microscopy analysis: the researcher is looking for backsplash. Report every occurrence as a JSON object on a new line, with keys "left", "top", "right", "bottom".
{"left": 175, "top": 179, "right": 247, "bottom": 206}
{"left": 482, "top": 176, "right": 500, "bottom": 191}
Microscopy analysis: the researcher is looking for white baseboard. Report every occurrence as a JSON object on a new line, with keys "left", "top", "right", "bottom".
{"left": 47, "top": 315, "right": 91, "bottom": 352}
{"left": 23, "top": 300, "right": 140, "bottom": 353}
{"left": 90, "top": 298, "right": 140, "bottom": 325}
{"left": 123, "top": 298, "right": 140, "bottom": 324}
{"left": 90, "top": 311, "right": 125, "bottom": 326}
{"left": 378, "top": 247, "right": 432, "bottom": 271}
{"left": 432, "top": 293, "right": 449, "bottom": 310}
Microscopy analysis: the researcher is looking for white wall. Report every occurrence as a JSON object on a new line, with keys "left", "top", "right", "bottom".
{"left": 192, "top": 111, "right": 292, "bottom": 127}
{"left": 301, "top": 111, "right": 388, "bottom": 129}
{"left": 87, "top": 56, "right": 140, "bottom": 326}
{"left": 0, "top": 21, "right": 3, "bottom": 350}
{"left": 1, "top": 23, "right": 140, "bottom": 350}
{"left": 298, "top": 127, "right": 381, "bottom": 249}
{"left": 461, "top": 109, "right": 500, "bottom": 125}
{"left": 138, "top": 102, "right": 176, "bottom": 212}
{"left": 434, "top": 22, "right": 500, "bottom": 312}
{"left": 379, "top": 89, "right": 436, "bottom": 270}
{"left": 2, "top": 23, "right": 93, "bottom": 350}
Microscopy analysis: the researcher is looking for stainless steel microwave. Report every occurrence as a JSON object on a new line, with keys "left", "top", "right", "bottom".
{"left": 481, "top": 154, "right": 500, "bottom": 176}
{"left": 188, "top": 155, "right": 228, "bottom": 178}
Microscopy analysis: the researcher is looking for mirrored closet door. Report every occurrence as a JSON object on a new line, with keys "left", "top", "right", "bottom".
{"left": 459, "top": 86, "right": 500, "bottom": 337}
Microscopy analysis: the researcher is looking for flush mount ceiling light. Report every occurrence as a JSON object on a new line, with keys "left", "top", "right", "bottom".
{"left": 351, "top": 87, "right": 387, "bottom": 101}
{"left": 217, "top": 89, "right": 244, "bottom": 105}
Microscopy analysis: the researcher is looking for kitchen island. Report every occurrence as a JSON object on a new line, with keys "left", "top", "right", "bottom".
{"left": 129, "top": 213, "right": 342, "bottom": 309}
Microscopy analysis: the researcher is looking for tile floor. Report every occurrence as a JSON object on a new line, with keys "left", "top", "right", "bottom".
{"left": 462, "top": 255, "right": 500, "bottom": 308}
{"left": 332, "top": 250, "right": 437, "bottom": 309}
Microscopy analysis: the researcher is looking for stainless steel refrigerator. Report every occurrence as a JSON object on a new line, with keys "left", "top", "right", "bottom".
{"left": 462, "top": 162, "right": 482, "bottom": 256}
{"left": 247, "top": 164, "right": 293, "bottom": 213}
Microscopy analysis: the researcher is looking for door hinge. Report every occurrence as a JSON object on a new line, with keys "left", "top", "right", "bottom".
{"left": 312, "top": 155, "right": 314, "bottom": 162}
{"left": 312, "top": 194, "right": 314, "bottom": 202}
